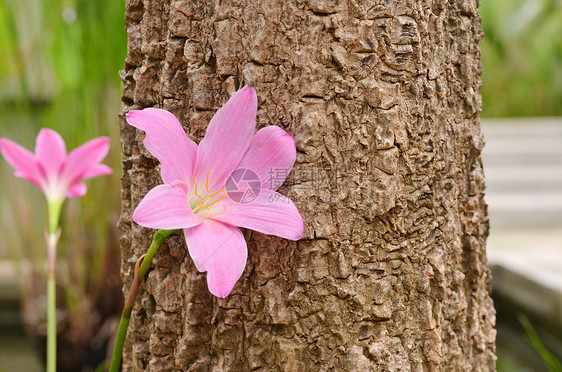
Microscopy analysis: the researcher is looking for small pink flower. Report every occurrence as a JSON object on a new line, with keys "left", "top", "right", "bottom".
{"left": 127, "top": 86, "right": 303, "bottom": 297}
{"left": 0, "top": 129, "right": 112, "bottom": 201}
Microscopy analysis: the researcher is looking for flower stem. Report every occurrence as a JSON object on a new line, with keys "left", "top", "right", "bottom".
{"left": 109, "top": 229, "right": 176, "bottom": 372}
{"left": 46, "top": 199, "right": 62, "bottom": 372}
{"left": 46, "top": 269, "right": 56, "bottom": 372}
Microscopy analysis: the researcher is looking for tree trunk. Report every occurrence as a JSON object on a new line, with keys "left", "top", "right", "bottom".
{"left": 119, "top": 0, "right": 496, "bottom": 370}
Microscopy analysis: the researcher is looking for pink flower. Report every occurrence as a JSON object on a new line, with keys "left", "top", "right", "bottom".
{"left": 0, "top": 129, "right": 112, "bottom": 201}
{"left": 127, "top": 86, "right": 303, "bottom": 297}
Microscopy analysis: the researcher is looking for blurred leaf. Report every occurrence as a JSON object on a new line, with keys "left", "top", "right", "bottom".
{"left": 518, "top": 314, "right": 562, "bottom": 372}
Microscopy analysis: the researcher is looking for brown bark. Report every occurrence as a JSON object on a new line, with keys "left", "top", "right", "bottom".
{"left": 119, "top": 0, "right": 495, "bottom": 370}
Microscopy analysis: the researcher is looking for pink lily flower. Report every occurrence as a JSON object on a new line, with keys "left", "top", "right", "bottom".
{"left": 0, "top": 129, "right": 112, "bottom": 202}
{"left": 127, "top": 86, "right": 303, "bottom": 298}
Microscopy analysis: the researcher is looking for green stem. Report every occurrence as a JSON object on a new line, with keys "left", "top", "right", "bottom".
{"left": 109, "top": 229, "right": 175, "bottom": 372}
{"left": 46, "top": 198, "right": 62, "bottom": 372}
{"left": 138, "top": 229, "right": 175, "bottom": 279}
{"left": 47, "top": 199, "right": 63, "bottom": 235}
{"left": 47, "top": 271, "right": 56, "bottom": 372}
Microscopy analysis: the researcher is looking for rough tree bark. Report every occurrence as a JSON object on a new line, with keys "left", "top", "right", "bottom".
{"left": 119, "top": 0, "right": 495, "bottom": 370}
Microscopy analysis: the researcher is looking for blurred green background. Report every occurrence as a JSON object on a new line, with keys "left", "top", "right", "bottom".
{"left": 480, "top": 0, "right": 562, "bottom": 117}
{"left": 0, "top": 0, "right": 561, "bottom": 370}
{"left": 0, "top": 0, "right": 124, "bottom": 276}
{"left": 0, "top": 0, "right": 125, "bottom": 370}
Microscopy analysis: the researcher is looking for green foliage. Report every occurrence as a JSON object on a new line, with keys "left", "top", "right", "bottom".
{"left": 480, "top": 0, "right": 562, "bottom": 117}
{"left": 518, "top": 314, "right": 562, "bottom": 372}
{"left": 0, "top": 0, "right": 125, "bottom": 318}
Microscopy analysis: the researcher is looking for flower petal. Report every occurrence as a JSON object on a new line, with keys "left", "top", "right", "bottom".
{"left": 82, "top": 164, "right": 113, "bottom": 179}
{"left": 236, "top": 126, "right": 296, "bottom": 191}
{"left": 67, "top": 182, "right": 87, "bottom": 198}
{"left": 35, "top": 128, "right": 66, "bottom": 178}
{"left": 194, "top": 86, "right": 257, "bottom": 191}
{"left": 133, "top": 182, "right": 203, "bottom": 229}
{"left": 183, "top": 219, "right": 247, "bottom": 297}
{"left": 214, "top": 190, "right": 303, "bottom": 241}
{"left": 63, "top": 137, "right": 110, "bottom": 184}
{"left": 0, "top": 138, "right": 43, "bottom": 188}
{"left": 126, "top": 108, "right": 197, "bottom": 184}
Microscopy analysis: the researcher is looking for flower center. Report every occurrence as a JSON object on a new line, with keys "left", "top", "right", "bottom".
{"left": 191, "top": 170, "right": 227, "bottom": 215}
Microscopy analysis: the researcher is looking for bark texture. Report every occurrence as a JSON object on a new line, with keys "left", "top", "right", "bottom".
{"left": 119, "top": 0, "right": 495, "bottom": 370}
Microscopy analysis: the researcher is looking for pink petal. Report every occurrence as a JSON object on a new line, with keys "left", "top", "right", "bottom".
{"left": 183, "top": 219, "right": 247, "bottom": 297}
{"left": 133, "top": 182, "right": 203, "bottom": 229}
{"left": 0, "top": 138, "right": 43, "bottom": 188}
{"left": 214, "top": 190, "right": 303, "bottom": 241}
{"left": 126, "top": 108, "right": 197, "bottom": 184}
{"left": 67, "top": 182, "right": 87, "bottom": 198}
{"left": 63, "top": 137, "right": 110, "bottom": 184}
{"left": 194, "top": 86, "right": 257, "bottom": 192}
{"left": 82, "top": 164, "right": 113, "bottom": 179}
{"left": 236, "top": 126, "right": 296, "bottom": 191}
{"left": 35, "top": 128, "right": 66, "bottom": 179}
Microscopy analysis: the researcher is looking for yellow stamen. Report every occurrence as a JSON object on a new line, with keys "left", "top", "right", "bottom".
{"left": 205, "top": 170, "right": 210, "bottom": 192}
{"left": 194, "top": 177, "right": 204, "bottom": 202}
{"left": 200, "top": 189, "right": 227, "bottom": 202}
{"left": 192, "top": 172, "right": 228, "bottom": 210}
{"left": 199, "top": 194, "right": 227, "bottom": 210}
